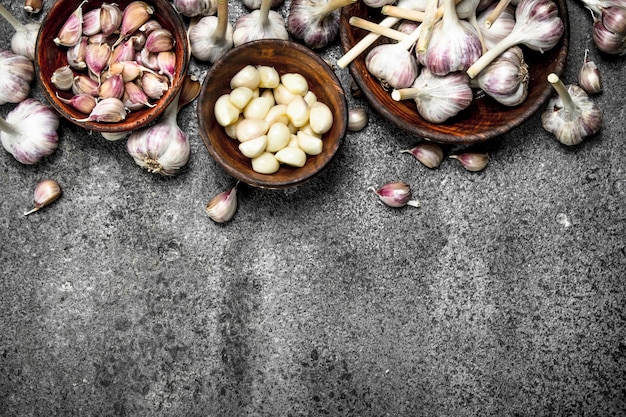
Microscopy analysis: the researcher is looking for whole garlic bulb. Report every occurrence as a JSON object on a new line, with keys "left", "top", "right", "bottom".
{"left": 233, "top": 0, "right": 289, "bottom": 46}
{"left": 0, "top": 49, "right": 34, "bottom": 105}
{"left": 188, "top": 0, "right": 233, "bottom": 63}
{"left": 172, "top": 0, "right": 216, "bottom": 17}
{"left": 0, "top": 99, "right": 60, "bottom": 165}
{"left": 470, "top": 46, "right": 529, "bottom": 106}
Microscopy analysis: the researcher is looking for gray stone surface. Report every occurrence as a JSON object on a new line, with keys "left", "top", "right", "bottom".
{"left": 1, "top": 0, "right": 625, "bottom": 416}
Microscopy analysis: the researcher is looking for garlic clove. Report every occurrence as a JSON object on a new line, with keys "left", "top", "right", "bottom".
{"left": 449, "top": 152, "right": 489, "bottom": 171}
{"left": 265, "top": 122, "right": 291, "bottom": 152}
{"left": 347, "top": 108, "right": 368, "bottom": 131}
{"left": 275, "top": 146, "right": 307, "bottom": 167}
{"left": 73, "top": 97, "right": 128, "bottom": 123}
{"left": 24, "top": 180, "right": 62, "bottom": 216}
{"left": 258, "top": 66, "right": 280, "bottom": 89}
{"left": 401, "top": 142, "right": 444, "bottom": 169}
{"left": 72, "top": 74, "right": 100, "bottom": 96}
{"left": 230, "top": 65, "right": 261, "bottom": 90}
{"left": 56, "top": 92, "right": 98, "bottom": 114}
{"left": 286, "top": 95, "right": 309, "bottom": 127}
{"left": 67, "top": 36, "right": 88, "bottom": 70}
{"left": 24, "top": 0, "right": 43, "bottom": 14}
{"left": 243, "top": 96, "right": 273, "bottom": 120}
{"left": 578, "top": 49, "right": 602, "bottom": 95}
{"left": 98, "top": 74, "right": 125, "bottom": 99}
{"left": 206, "top": 184, "right": 238, "bottom": 224}
{"left": 145, "top": 28, "right": 175, "bottom": 53}
{"left": 54, "top": 1, "right": 85, "bottom": 47}
{"left": 308, "top": 101, "right": 334, "bottom": 135}
{"left": 157, "top": 51, "right": 176, "bottom": 81}
{"left": 214, "top": 94, "right": 241, "bottom": 127}
{"left": 51, "top": 65, "right": 75, "bottom": 91}
{"left": 265, "top": 104, "right": 289, "bottom": 126}
{"left": 296, "top": 131, "right": 323, "bottom": 155}
{"left": 124, "top": 81, "right": 156, "bottom": 110}
{"left": 100, "top": 3, "right": 123, "bottom": 37}
{"left": 236, "top": 118, "right": 269, "bottom": 142}
{"left": 281, "top": 72, "right": 309, "bottom": 96}
{"left": 82, "top": 8, "right": 102, "bottom": 36}
{"left": 251, "top": 152, "right": 280, "bottom": 174}
{"left": 140, "top": 72, "right": 169, "bottom": 99}
{"left": 239, "top": 134, "right": 268, "bottom": 158}
{"left": 369, "top": 181, "right": 420, "bottom": 208}
{"left": 118, "top": 1, "right": 154, "bottom": 40}
{"left": 229, "top": 87, "right": 254, "bottom": 110}
{"left": 85, "top": 43, "right": 112, "bottom": 80}
{"left": 101, "top": 131, "right": 131, "bottom": 141}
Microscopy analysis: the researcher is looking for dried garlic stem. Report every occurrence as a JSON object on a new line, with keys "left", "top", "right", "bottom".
{"left": 349, "top": 16, "right": 408, "bottom": 41}
{"left": 0, "top": 4, "right": 23, "bottom": 31}
{"left": 547, "top": 73, "right": 576, "bottom": 110}
{"left": 483, "top": 0, "right": 511, "bottom": 28}
{"left": 337, "top": 16, "right": 399, "bottom": 68}
{"left": 416, "top": 0, "right": 439, "bottom": 53}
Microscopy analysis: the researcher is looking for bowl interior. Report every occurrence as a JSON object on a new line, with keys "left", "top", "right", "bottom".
{"left": 197, "top": 40, "right": 348, "bottom": 189}
{"left": 35, "top": 0, "right": 189, "bottom": 133}
{"left": 340, "top": 0, "right": 570, "bottom": 144}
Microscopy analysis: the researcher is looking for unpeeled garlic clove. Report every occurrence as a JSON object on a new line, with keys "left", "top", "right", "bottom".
{"left": 51, "top": 65, "right": 74, "bottom": 91}
{"left": 348, "top": 108, "right": 368, "bottom": 131}
{"left": 369, "top": 181, "right": 420, "bottom": 208}
{"left": 67, "top": 36, "right": 88, "bottom": 70}
{"left": 157, "top": 51, "right": 176, "bottom": 81}
{"left": 145, "top": 28, "right": 175, "bottom": 53}
{"left": 73, "top": 97, "right": 127, "bottom": 122}
{"left": 401, "top": 142, "right": 444, "bottom": 169}
{"left": 206, "top": 183, "right": 239, "bottom": 223}
{"left": 140, "top": 72, "right": 169, "bottom": 99}
{"left": 56, "top": 92, "right": 98, "bottom": 114}
{"left": 82, "top": 8, "right": 102, "bottom": 36}
{"left": 100, "top": 3, "right": 122, "bottom": 36}
{"left": 24, "top": 179, "right": 62, "bottom": 216}
{"left": 85, "top": 43, "right": 112, "bottom": 80}
{"left": 118, "top": 1, "right": 154, "bottom": 40}
{"left": 578, "top": 49, "right": 602, "bottom": 95}
{"left": 124, "top": 81, "right": 155, "bottom": 110}
{"left": 98, "top": 74, "right": 125, "bottom": 99}
{"left": 54, "top": 1, "right": 85, "bottom": 47}
{"left": 449, "top": 152, "right": 489, "bottom": 171}
{"left": 24, "top": 0, "right": 43, "bottom": 14}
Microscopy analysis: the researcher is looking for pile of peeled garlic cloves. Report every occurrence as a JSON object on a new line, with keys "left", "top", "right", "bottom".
{"left": 51, "top": 1, "right": 177, "bottom": 123}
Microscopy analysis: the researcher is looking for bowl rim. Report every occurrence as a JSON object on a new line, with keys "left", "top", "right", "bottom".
{"left": 339, "top": 0, "right": 570, "bottom": 144}
{"left": 34, "top": 0, "right": 190, "bottom": 133}
{"left": 197, "top": 39, "right": 348, "bottom": 189}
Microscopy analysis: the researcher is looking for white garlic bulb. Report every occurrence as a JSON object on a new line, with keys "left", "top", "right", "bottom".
{"left": 0, "top": 49, "right": 34, "bottom": 105}
{"left": 233, "top": 0, "right": 289, "bottom": 46}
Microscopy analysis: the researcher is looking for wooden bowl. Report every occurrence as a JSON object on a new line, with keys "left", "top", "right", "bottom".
{"left": 197, "top": 39, "right": 348, "bottom": 189}
{"left": 340, "top": 0, "right": 570, "bottom": 144}
{"left": 35, "top": 0, "right": 189, "bottom": 133}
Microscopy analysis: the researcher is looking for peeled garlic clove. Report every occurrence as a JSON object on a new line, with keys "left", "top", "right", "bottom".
{"left": 578, "top": 49, "right": 602, "bottom": 95}
{"left": 265, "top": 122, "right": 291, "bottom": 152}
{"left": 238, "top": 134, "right": 267, "bottom": 158}
{"left": 214, "top": 94, "right": 241, "bottom": 127}
{"left": 286, "top": 95, "right": 309, "bottom": 127}
{"left": 206, "top": 184, "right": 239, "bottom": 223}
{"left": 296, "top": 131, "right": 323, "bottom": 155}
{"left": 449, "top": 152, "right": 489, "bottom": 171}
{"left": 308, "top": 101, "right": 333, "bottom": 135}
{"left": 369, "top": 181, "right": 419, "bottom": 208}
{"left": 251, "top": 152, "right": 280, "bottom": 174}
{"left": 348, "top": 108, "right": 368, "bottom": 131}
{"left": 54, "top": 1, "right": 85, "bottom": 47}
{"left": 243, "top": 96, "right": 273, "bottom": 119}
{"left": 236, "top": 118, "right": 269, "bottom": 142}
{"left": 275, "top": 146, "right": 307, "bottom": 167}
{"left": 258, "top": 66, "right": 280, "bottom": 88}
{"left": 281, "top": 73, "right": 308, "bottom": 96}
{"left": 225, "top": 116, "right": 243, "bottom": 140}
{"left": 229, "top": 87, "right": 254, "bottom": 109}
{"left": 24, "top": 179, "right": 62, "bottom": 216}
{"left": 230, "top": 65, "right": 261, "bottom": 90}
{"left": 264, "top": 104, "right": 289, "bottom": 125}
{"left": 273, "top": 83, "right": 297, "bottom": 105}
{"left": 401, "top": 142, "right": 444, "bottom": 169}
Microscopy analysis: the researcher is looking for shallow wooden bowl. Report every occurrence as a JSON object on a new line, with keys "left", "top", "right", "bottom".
{"left": 197, "top": 39, "right": 348, "bottom": 189}
{"left": 36, "top": 0, "right": 189, "bottom": 133}
{"left": 340, "top": 0, "right": 570, "bottom": 144}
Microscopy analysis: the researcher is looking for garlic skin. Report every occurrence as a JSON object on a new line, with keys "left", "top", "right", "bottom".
{"left": 0, "top": 99, "right": 59, "bottom": 165}
{"left": 449, "top": 152, "right": 489, "bottom": 171}
{"left": 287, "top": 0, "right": 357, "bottom": 49}
{"left": 401, "top": 142, "right": 444, "bottom": 168}
{"left": 233, "top": 0, "right": 289, "bottom": 46}
{"left": 206, "top": 184, "right": 239, "bottom": 223}
{"left": 0, "top": 50, "right": 35, "bottom": 105}
{"left": 24, "top": 180, "right": 62, "bottom": 216}
{"left": 469, "top": 46, "right": 529, "bottom": 106}
{"left": 578, "top": 49, "right": 603, "bottom": 95}
{"left": 541, "top": 73, "right": 603, "bottom": 146}
{"left": 369, "top": 181, "right": 420, "bottom": 208}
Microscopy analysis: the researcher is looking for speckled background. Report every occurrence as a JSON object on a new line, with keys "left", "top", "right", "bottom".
{"left": 0, "top": 0, "right": 625, "bottom": 416}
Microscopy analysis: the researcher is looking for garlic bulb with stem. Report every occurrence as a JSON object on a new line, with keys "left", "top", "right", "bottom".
{"left": 391, "top": 68, "right": 473, "bottom": 123}
{"left": 541, "top": 73, "right": 602, "bottom": 146}
{"left": 365, "top": 24, "right": 422, "bottom": 89}
{"left": 0, "top": 50, "right": 35, "bottom": 105}
{"left": 466, "top": 0, "right": 564, "bottom": 79}
{"left": 476, "top": 2, "right": 516, "bottom": 49}
{"left": 401, "top": 141, "right": 444, "bottom": 168}
{"left": 369, "top": 181, "right": 420, "bottom": 208}
{"left": 287, "top": 0, "right": 358, "bottom": 49}
{"left": 449, "top": 152, "right": 489, "bottom": 171}
{"left": 0, "top": 3, "right": 40, "bottom": 60}
{"left": 578, "top": 49, "right": 602, "bottom": 95}
{"left": 233, "top": 0, "right": 289, "bottom": 46}
{"left": 126, "top": 90, "right": 190, "bottom": 175}
{"left": 469, "top": 45, "right": 529, "bottom": 106}
{"left": 172, "top": 0, "right": 216, "bottom": 17}
{"left": 482, "top": 0, "right": 519, "bottom": 28}
{"left": 24, "top": 180, "right": 62, "bottom": 216}
{"left": 188, "top": 0, "right": 234, "bottom": 63}
{"left": 206, "top": 182, "right": 239, "bottom": 223}
{"left": 0, "top": 98, "right": 59, "bottom": 165}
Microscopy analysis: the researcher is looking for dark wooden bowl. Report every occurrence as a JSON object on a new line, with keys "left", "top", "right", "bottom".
{"left": 35, "top": 0, "right": 189, "bottom": 133}
{"left": 197, "top": 39, "right": 348, "bottom": 189}
{"left": 340, "top": 0, "right": 570, "bottom": 144}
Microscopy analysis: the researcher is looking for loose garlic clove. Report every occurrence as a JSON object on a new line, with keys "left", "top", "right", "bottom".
{"left": 230, "top": 65, "right": 260, "bottom": 90}
{"left": 348, "top": 108, "right": 368, "bottom": 131}
{"left": 73, "top": 97, "right": 127, "bottom": 123}
{"left": 225, "top": 116, "right": 243, "bottom": 140}
{"left": 296, "top": 131, "right": 323, "bottom": 155}
{"left": 214, "top": 94, "right": 241, "bottom": 127}
{"left": 281, "top": 73, "right": 309, "bottom": 96}
{"left": 51, "top": 65, "right": 75, "bottom": 91}
{"left": 449, "top": 152, "right": 489, "bottom": 171}
{"left": 275, "top": 146, "right": 307, "bottom": 167}
{"left": 258, "top": 66, "right": 280, "bottom": 88}
{"left": 54, "top": 1, "right": 85, "bottom": 47}
{"left": 273, "top": 83, "right": 297, "bottom": 105}
{"left": 239, "top": 135, "right": 268, "bottom": 158}
{"left": 100, "top": 3, "right": 123, "bottom": 37}
{"left": 251, "top": 152, "right": 280, "bottom": 174}
{"left": 24, "top": 179, "right": 62, "bottom": 216}
{"left": 286, "top": 95, "right": 309, "bottom": 127}
{"left": 206, "top": 183, "right": 238, "bottom": 224}
{"left": 308, "top": 101, "right": 333, "bottom": 135}
{"left": 369, "top": 181, "right": 420, "bottom": 208}
{"left": 236, "top": 118, "right": 269, "bottom": 142}
{"left": 401, "top": 142, "right": 444, "bottom": 169}
{"left": 243, "top": 96, "right": 273, "bottom": 119}
{"left": 303, "top": 90, "right": 317, "bottom": 106}
{"left": 265, "top": 122, "right": 291, "bottom": 152}
{"left": 145, "top": 28, "right": 175, "bottom": 53}
{"left": 24, "top": 0, "right": 43, "bottom": 14}
{"left": 229, "top": 87, "right": 254, "bottom": 109}
{"left": 56, "top": 92, "right": 98, "bottom": 114}
{"left": 264, "top": 104, "right": 289, "bottom": 125}
{"left": 578, "top": 49, "right": 602, "bottom": 95}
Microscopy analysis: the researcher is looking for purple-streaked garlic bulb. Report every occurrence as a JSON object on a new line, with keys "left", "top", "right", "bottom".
{"left": 477, "top": 3, "right": 516, "bottom": 49}
{"left": 242, "top": 0, "right": 284, "bottom": 10}
{"left": 391, "top": 68, "right": 473, "bottom": 123}
{"left": 0, "top": 49, "right": 34, "bottom": 105}
{"left": 288, "top": 0, "right": 357, "bottom": 49}
{"left": 172, "top": 0, "right": 216, "bottom": 16}
{"left": 233, "top": 0, "right": 288, "bottom": 46}
{"left": 188, "top": 0, "right": 233, "bottom": 62}
{"left": 469, "top": 46, "right": 529, "bottom": 106}
{"left": 0, "top": 3, "right": 40, "bottom": 60}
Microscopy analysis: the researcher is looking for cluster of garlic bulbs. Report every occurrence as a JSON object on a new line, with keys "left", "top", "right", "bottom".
{"left": 51, "top": 1, "right": 177, "bottom": 123}
{"left": 214, "top": 65, "right": 334, "bottom": 174}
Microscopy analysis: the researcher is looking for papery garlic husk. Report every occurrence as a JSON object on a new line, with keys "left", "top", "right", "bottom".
{"left": 287, "top": 0, "right": 357, "bottom": 49}
{"left": 401, "top": 141, "right": 444, "bottom": 168}
{"left": 348, "top": 108, "right": 368, "bottom": 131}
{"left": 449, "top": 152, "right": 489, "bottom": 171}
{"left": 206, "top": 183, "right": 239, "bottom": 223}
{"left": 126, "top": 91, "right": 190, "bottom": 175}
{"left": 74, "top": 97, "right": 128, "bottom": 123}
{"left": 391, "top": 68, "right": 473, "bottom": 123}
{"left": 100, "top": 2, "right": 123, "bottom": 37}
{"left": 51, "top": 65, "right": 74, "bottom": 91}
{"left": 541, "top": 73, "right": 602, "bottom": 146}
{"left": 369, "top": 181, "right": 420, "bottom": 208}
{"left": 54, "top": 0, "right": 85, "bottom": 47}
{"left": 56, "top": 92, "right": 98, "bottom": 114}
{"left": 0, "top": 50, "right": 35, "bottom": 105}
{"left": 67, "top": 36, "right": 88, "bottom": 70}
{"left": 469, "top": 46, "right": 529, "bottom": 106}
{"left": 578, "top": 49, "right": 603, "bottom": 94}
{"left": 24, "top": 180, "right": 62, "bottom": 216}
{"left": 24, "top": 0, "right": 43, "bottom": 14}
{"left": 0, "top": 98, "right": 59, "bottom": 165}
{"left": 188, "top": 3, "right": 234, "bottom": 63}
{"left": 232, "top": 0, "right": 289, "bottom": 46}
{"left": 173, "top": 0, "right": 217, "bottom": 17}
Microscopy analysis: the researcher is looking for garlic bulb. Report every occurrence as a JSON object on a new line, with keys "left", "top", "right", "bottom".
{"left": 580, "top": 0, "right": 626, "bottom": 54}
{"left": 541, "top": 73, "right": 603, "bottom": 146}
{"left": 172, "top": 0, "right": 216, "bottom": 17}
{"left": 369, "top": 181, "right": 420, "bottom": 208}
{"left": 0, "top": 50, "right": 35, "bottom": 105}
{"left": 477, "top": 3, "right": 516, "bottom": 49}
{"left": 233, "top": 0, "right": 289, "bottom": 46}
{"left": 578, "top": 49, "right": 603, "bottom": 94}
{"left": 0, "top": 99, "right": 59, "bottom": 165}
{"left": 188, "top": 0, "right": 234, "bottom": 63}
{"left": 24, "top": 180, "right": 62, "bottom": 216}
{"left": 469, "top": 46, "right": 529, "bottom": 106}
{"left": 206, "top": 183, "right": 239, "bottom": 223}
{"left": 126, "top": 91, "right": 190, "bottom": 175}
{"left": 0, "top": 3, "right": 40, "bottom": 60}
{"left": 467, "top": 0, "right": 564, "bottom": 79}
{"left": 391, "top": 68, "right": 473, "bottom": 123}
{"left": 287, "top": 0, "right": 357, "bottom": 49}
{"left": 242, "top": 0, "right": 284, "bottom": 9}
